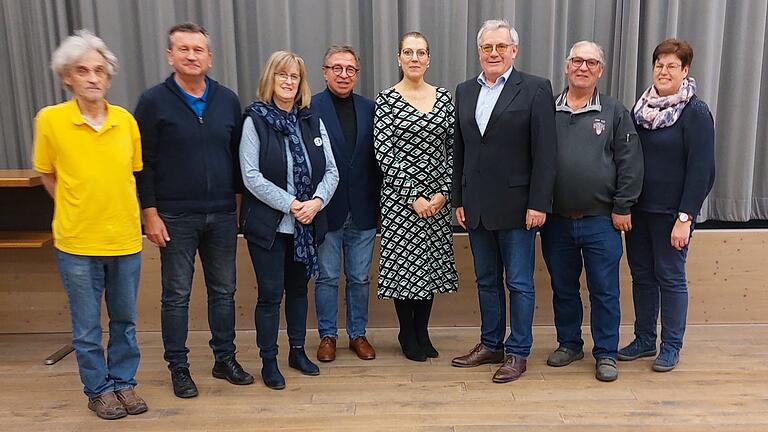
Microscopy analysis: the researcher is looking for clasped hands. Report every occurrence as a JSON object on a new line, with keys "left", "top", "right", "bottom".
{"left": 291, "top": 197, "right": 322, "bottom": 225}
{"left": 412, "top": 193, "right": 446, "bottom": 218}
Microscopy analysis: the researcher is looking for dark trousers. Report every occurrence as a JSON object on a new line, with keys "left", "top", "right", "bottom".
{"left": 541, "top": 215, "right": 622, "bottom": 359}
{"left": 159, "top": 211, "right": 238, "bottom": 369}
{"left": 625, "top": 210, "right": 690, "bottom": 351}
{"left": 247, "top": 234, "right": 310, "bottom": 359}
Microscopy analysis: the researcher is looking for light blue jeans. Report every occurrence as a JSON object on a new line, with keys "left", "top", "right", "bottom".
{"left": 55, "top": 250, "right": 141, "bottom": 397}
{"left": 314, "top": 215, "right": 376, "bottom": 340}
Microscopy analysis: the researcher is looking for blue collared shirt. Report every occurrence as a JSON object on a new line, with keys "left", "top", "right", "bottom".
{"left": 475, "top": 66, "right": 514, "bottom": 135}
{"left": 174, "top": 76, "right": 209, "bottom": 118}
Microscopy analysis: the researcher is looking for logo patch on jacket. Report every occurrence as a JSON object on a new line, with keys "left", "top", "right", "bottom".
{"left": 592, "top": 118, "right": 606, "bottom": 136}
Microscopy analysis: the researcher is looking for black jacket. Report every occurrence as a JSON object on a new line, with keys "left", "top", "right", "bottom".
{"left": 134, "top": 74, "right": 243, "bottom": 214}
{"left": 452, "top": 68, "right": 557, "bottom": 230}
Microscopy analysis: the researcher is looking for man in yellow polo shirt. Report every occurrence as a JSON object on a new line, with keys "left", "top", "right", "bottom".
{"left": 33, "top": 30, "right": 147, "bottom": 421}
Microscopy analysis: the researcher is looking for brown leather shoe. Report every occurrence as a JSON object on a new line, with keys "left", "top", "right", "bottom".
{"left": 88, "top": 391, "right": 127, "bottom": 420}
{"left": 317, "top": 336, "right": 337, "bottom": 362}
{"left": 451, "top": 343, "right": 505, "bottom": 368}
{"left": 115, "top": 387, "right": 148, "bottom": 415}
{"left": 492, "top": 354, "right": 527, "bottom": 383}
{"left": 349, "top": 336, "right": 376, "bottom": 360}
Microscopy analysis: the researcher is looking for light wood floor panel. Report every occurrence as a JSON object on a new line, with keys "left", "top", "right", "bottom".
{"left": 3, "top": 230, "right": 768, "bottom": 333}
{"left": 2, "top": 325, "right": 768, "bottom": 431}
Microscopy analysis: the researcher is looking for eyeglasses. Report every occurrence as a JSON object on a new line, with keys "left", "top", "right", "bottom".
{"left": 73, "top": 65, "right": 108, "bottom": 78}
{"left": 569, "top": 57, "right": 602, "bottom": 70}
{"left": 654, "top": 62, "right": 683, "bottom": 73}
{"left": 275, "top": 72, "right": 300, "bottom": 83}
{"left": 323, "top": 64, "right": 359, "bottom": 77}
{"left": 400, "top": 48, "right": 429, "bottom": 60}
{"left": 480, "top": 43, "right": 512, "bottom": 55}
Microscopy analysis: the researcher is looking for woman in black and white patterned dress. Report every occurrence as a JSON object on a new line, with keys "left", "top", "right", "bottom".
{"left": 373, "top": 31, "right": 458, "bottom": 362}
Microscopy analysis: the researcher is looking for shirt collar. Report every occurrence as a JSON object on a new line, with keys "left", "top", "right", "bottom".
{"left": 477, "top": 65, "right": 514, "bottom": 88}
{"left": 555, "top": 87, "right": 602, "bottom": 113}
{"left": 68, "top": 99, "right": 117, "bottom": 129}
{"left": 174, "top": 75, "right": 209, "bottom": 102}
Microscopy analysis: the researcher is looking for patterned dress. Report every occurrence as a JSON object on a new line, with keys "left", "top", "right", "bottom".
{"left": 374, "top": 87, "right": 459, "bottom": 300}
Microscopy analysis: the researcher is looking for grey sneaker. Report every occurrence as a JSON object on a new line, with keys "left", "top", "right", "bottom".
{"left": 595, "top": 357, "right": 618, "bottom": 382}
{"left": 546, "top": 346, "right": 584, "bottom": 367}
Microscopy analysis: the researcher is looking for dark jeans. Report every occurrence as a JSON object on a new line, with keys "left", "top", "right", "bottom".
{"left": 159, "top": 211, "right": 238, "bottom": 369}
{"left": 55, "top": 250, "right": 141, "bottom": 397}
{"left": 247, "top": 234, "right": 310, "bottom": 359}
{"left": 467, "top": 224, "right": 537, "bottom": 357}
{"left": 540, "top": 215, "right": 623, "bottom": 359}
{"left": 625, "top": 210, "right": 690, "bottom": 351}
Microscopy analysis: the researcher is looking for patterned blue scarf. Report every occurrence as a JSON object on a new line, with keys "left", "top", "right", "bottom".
{"left": 247, "top": 101, "right": 319, "bottom": 279}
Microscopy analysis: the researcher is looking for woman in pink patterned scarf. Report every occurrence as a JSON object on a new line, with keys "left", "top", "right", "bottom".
{"left": 619, "top": 39, "right": 716, "bottom": 373}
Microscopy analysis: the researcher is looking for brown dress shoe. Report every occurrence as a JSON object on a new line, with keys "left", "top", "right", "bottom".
{"left": 317, "top": 336, "right": 337, "bottom": 362}
{"left": 349, "top": 336, "right": 376, "bottom": 360}
{"left": 492, "top": 354, "right": 527, "bottom": 383}
{"left": 451, "top": 343, "right": 505, "bottom": 368}
{"left": 115, "top": 387, "right": 148, "bottom": 415}
{"left": 88, "top": 391, "right": 127, "bottom": 420}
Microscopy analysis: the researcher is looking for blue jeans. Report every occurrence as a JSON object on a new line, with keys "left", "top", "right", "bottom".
{"left": 467, "top": 225, "right": 537, "bottom": 357}
{"left": 315, "top": 214, "right": 376, "bottom": 340}
{"left": 247, "top": 234, "right": 310, "bottom": 359}
{"left": 540, "top": 215, "right": 623, "bottom": 359}
{"left": 625, "top": 210, "right": 690, "bottom": 351}
{"left": 159, "top": 211, "right": 238, "bottom": 369}
{"left": 55, "top": 250, "right": 141, "bottom": 397}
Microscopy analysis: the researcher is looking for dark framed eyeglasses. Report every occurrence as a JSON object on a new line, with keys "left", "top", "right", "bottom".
{"left": 480, "top": 43, "right": 511, "bottom": 55}
{"left": 569, "top": 57, "right": 602, "bottom": 70}
{"left": 323, "top": 64, "right": 359, "bottom": 77}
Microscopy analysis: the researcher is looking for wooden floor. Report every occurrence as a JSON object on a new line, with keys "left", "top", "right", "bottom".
{"left": 2, "top": 325, "right": 768, "bottom": 432}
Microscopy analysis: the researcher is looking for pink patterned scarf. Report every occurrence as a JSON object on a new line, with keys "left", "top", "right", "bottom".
{"left": 633, "top": 77, "right": 697, "bottom": 130}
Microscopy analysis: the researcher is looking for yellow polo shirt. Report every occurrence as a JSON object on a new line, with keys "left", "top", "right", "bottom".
{"left": 33, "top": 99, "right": 143, "bottom": 256}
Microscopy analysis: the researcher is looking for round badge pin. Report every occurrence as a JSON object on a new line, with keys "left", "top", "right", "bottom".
{"left": 313, "top": 137, "right": 323, "bottom": 147}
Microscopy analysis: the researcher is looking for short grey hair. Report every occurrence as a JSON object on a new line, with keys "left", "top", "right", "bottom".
{"left": 50, "top": 30, "right": 118, "bottom": 82}
{"left": 567, "top": 40, "right": 605, "bottom": 64}
{"left": 477, "top": 19, "right": 519, "bottom": 47}
{"left": 323, "top": 45, "right": 360, "bottom": 68}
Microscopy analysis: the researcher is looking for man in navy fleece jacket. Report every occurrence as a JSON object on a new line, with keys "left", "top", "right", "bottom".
{"left": 134, "top": 22, "right": 253, "bottom": 399}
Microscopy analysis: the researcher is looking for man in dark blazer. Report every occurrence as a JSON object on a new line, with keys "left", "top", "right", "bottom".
{"left": 311, "top": 45, "right": 380, "bottom": 363}
{"left": 450, "top": 19, "right": 557, "bottom": 383}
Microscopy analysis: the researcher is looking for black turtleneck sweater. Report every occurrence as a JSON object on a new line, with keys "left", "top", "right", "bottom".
{"left": 329, "top": 90, "right": 357, "bottom": 151}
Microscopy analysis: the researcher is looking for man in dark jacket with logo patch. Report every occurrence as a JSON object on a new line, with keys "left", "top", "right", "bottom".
{"left": 540, "top": 41, "right": 643, "bottom": 382}
{"left": 134, "top": 22, "right": 253, "bottom": 399}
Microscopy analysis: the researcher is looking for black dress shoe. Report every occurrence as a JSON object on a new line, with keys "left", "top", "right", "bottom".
{"left": 212, "top": 356, "right": 255, "bottom": 385}
{"left": 170, "top": 367, "right": 198, "bottom": 398}
{"left": 288, "top": 347, "right": 320, "bottom": 376}
{"left": 261, "top": 358, "right": 286, "bottom": 390}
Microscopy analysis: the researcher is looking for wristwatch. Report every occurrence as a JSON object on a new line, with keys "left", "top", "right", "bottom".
{"left": 677, "top": 212, "right": 691, "bottom": 223}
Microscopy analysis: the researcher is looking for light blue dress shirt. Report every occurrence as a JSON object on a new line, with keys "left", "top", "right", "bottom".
{"left": 240, "top": 116, "right": 339, "bottom": 234}
{"left": 475, "top": 66, "right": 514, "bottom": 136}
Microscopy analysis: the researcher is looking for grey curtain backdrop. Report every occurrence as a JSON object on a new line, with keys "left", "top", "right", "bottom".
{"left": 0, "top": 0, "right": 766, "bottom": 221}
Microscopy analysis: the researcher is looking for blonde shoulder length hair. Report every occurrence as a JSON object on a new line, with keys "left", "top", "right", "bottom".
{"left": 257, "top": 50, "right": 312, "bottom": 109}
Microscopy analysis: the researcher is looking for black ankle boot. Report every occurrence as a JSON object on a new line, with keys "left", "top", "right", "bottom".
{"left": 394, "top": 299, "right": 427, "bottom": 362}
{"left": 288, "top": 347, "right": 320, "bottom": 376}
{"left": 414, "top": 298, "right": 439, "bottom": 358}
{"left": 261, "top": 358, "right": 286, "bottom": 390}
